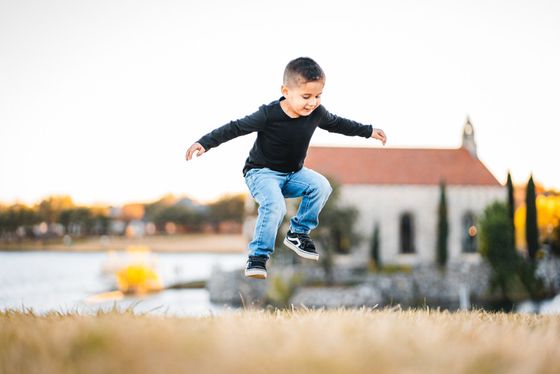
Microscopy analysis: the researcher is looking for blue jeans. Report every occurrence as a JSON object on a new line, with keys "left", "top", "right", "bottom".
{"left": 244, "top": 167, "right": 332, "bottom": 258}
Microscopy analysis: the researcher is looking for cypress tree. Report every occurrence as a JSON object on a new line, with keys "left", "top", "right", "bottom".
{"left": 506, "top": 171, "right": 516, "bottom": 249}
{"left": 436, "top": 180, "right": 449, "bottom": 268}
{"left": 479, "top": 201, "right": 518, "bottom": 301}
{"left": 525, "top": 175, "right": 539, "bottom": 260}
{"left": 370, "top": 222, "right": 381, "bottom": 269}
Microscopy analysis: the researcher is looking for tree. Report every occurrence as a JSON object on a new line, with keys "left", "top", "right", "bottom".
{"left": 436, "top": 180, "right": 449, "bottom": 268}
{"left": 550, "top": 221, "right": 560, "bottom": 257}
{"left": 153, "top": 205, "right": 200, "bottom": 231}
{"left": 479, "top": 201, "right": 518, "bottom": 301}
{"left": 0, "top": 204, "right": 40, "bottom": 237}
{"left": 144, "top": 195, "right": 176, "bottom": 222}
{"left": 92, "top": 212, "right": 110, "bottom": 235}
{"left": 525, "top": 175, "right": 539, "bottom": 260}
{"left": 506, "top": 171, "right": 516, "bottom": 249}
{"left": 37, "top": 195, "right": 74, "bottom": 224}
{"left": 208, "top": 194, "right": 246, "bottom": 224}
{"left": 59, "top": 207, "right": 95, "bottom": 235}
{"left": 370, "top": 222, "right": 381, "bottom": 269}
{"left": 314, "top": 177, "right": 360, "bottom": 285}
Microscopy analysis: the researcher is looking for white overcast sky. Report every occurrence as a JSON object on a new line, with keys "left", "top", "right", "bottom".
{"left": 1, "top": 0, "right": 559, "bottom": 205}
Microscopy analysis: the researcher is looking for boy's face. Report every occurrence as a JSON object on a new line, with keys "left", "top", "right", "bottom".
{"left": 280, "top": 78, "right": 324, "bottom": 118}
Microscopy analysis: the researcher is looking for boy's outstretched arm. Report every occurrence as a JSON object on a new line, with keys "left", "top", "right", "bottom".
{"left": 371, "top": 128, "right": 387, "bottom": 145}
{"left": 317, "top": 107, "right": 386, "bottom": 145}
{"left": 184, "top": 105, "right": 267, "bottom": 162}
{"left": 185, "top": 142, "right": 206, "bottom": 161}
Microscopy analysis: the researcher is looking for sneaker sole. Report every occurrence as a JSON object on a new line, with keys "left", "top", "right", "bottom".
{"left": 245, "top": 268, "right": 267, "bottom": 279}
{"left": 283, "top": 238, "right": 320, "bottom": 261}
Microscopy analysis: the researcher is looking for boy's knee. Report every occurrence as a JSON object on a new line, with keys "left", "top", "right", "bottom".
{"left": 262, "top": 200, "right": 287, "bottom": 219}
{"left": 316, "top": 176, "right": 332, "bottom": 198}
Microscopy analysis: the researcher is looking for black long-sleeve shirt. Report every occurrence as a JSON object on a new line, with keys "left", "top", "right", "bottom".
{"left": 197, "top": 97, "right": 374, "bottom": 175}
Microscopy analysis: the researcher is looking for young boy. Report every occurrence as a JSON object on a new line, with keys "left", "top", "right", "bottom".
{"left": 186, "top": 57, "right": 386, "bottom": 279}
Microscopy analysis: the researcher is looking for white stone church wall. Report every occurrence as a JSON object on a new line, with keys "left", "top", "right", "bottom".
{"left": 338, "top": 185, "right": 505, "bottom": 266}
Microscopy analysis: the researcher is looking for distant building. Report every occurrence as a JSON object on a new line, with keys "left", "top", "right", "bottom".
{"left": 305, "top": 118, "right": 505, "bottom": 266}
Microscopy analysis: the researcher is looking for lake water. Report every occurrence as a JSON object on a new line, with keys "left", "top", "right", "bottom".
{"left": 0, "top": 251, "right": 246, "bottom": 316}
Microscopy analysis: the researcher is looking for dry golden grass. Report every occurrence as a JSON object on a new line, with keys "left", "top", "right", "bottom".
{"left": 1, "top": 308, "right": 559, "bottom": 374}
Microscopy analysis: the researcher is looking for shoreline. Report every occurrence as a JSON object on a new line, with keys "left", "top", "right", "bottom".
{"left": 0, "top": 233, "right": 247, "bottom": 253}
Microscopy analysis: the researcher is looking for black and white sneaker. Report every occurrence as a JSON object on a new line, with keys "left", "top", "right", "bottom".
{"left": 283, "top": 230, "right": 319, "bottom": 261}
{"left": 244, "top": 255, "right": 268, "bottom": 279}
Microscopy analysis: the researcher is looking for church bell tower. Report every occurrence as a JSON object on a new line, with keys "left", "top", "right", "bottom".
{"left": 462, "top": 116, "right": 477, "bottom": 158}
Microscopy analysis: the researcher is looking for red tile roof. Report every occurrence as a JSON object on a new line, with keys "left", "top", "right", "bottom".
{"left": 305, "top": 146, "right": 501, "bottom": 186}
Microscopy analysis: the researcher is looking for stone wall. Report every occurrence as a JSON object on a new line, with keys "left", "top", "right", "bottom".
{"left": 206, "top": 265, "right": 268, "bottom": 307}
{"left": 207, "top": 261, "right": 491, "bottom": 309}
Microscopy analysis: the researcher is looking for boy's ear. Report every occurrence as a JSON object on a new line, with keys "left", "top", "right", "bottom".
{"left": 281, "top": 85, "right": 289, "bottom": 97}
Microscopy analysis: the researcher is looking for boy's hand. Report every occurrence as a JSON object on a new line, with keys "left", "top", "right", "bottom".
{"left": 185, "top": 142, "right": 206, "bottom": 161}
{"left": 371, "top": 128, "right": 387, "bottom": 145}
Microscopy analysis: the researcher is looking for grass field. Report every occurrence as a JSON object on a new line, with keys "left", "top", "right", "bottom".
{"left": 1, "top": 307, "right": 559, "bottom": 374}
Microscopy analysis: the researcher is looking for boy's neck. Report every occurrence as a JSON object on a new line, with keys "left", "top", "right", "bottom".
{"left": 279, "top": 99, "right": 300, "bottom": 119}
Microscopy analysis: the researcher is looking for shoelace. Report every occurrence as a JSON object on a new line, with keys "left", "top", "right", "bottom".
{"left": 292, "top": 233, "right": 316, "bottom": 250}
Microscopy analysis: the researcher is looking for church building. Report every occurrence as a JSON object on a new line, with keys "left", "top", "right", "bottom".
{"left": 304, "top": 118, "right": 505, "bottom": 266}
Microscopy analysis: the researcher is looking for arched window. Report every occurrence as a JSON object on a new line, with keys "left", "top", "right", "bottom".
{"left": 399, "top": 212, "right": 415, "bottom": 254}
{"left": 462, "top": 212, "right": 478, "bottom": 253}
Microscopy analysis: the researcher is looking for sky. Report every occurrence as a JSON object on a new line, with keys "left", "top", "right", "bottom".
{"left": 1, "top": 0, "right": 559, "bottom": 206}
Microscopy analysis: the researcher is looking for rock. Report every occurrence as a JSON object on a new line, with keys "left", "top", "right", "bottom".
{"left": 206, "top": 261, "right": 492, "bottom": 309}
{"left": 206, "top": 266, "right": 268, "bottom": 307}
{"left": 291, "top": 285, "right": 382, "bottom": 308}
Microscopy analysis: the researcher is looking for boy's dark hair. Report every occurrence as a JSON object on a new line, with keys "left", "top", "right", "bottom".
{"left": 283, "top": 57, "right": 325, "bottom": 86}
